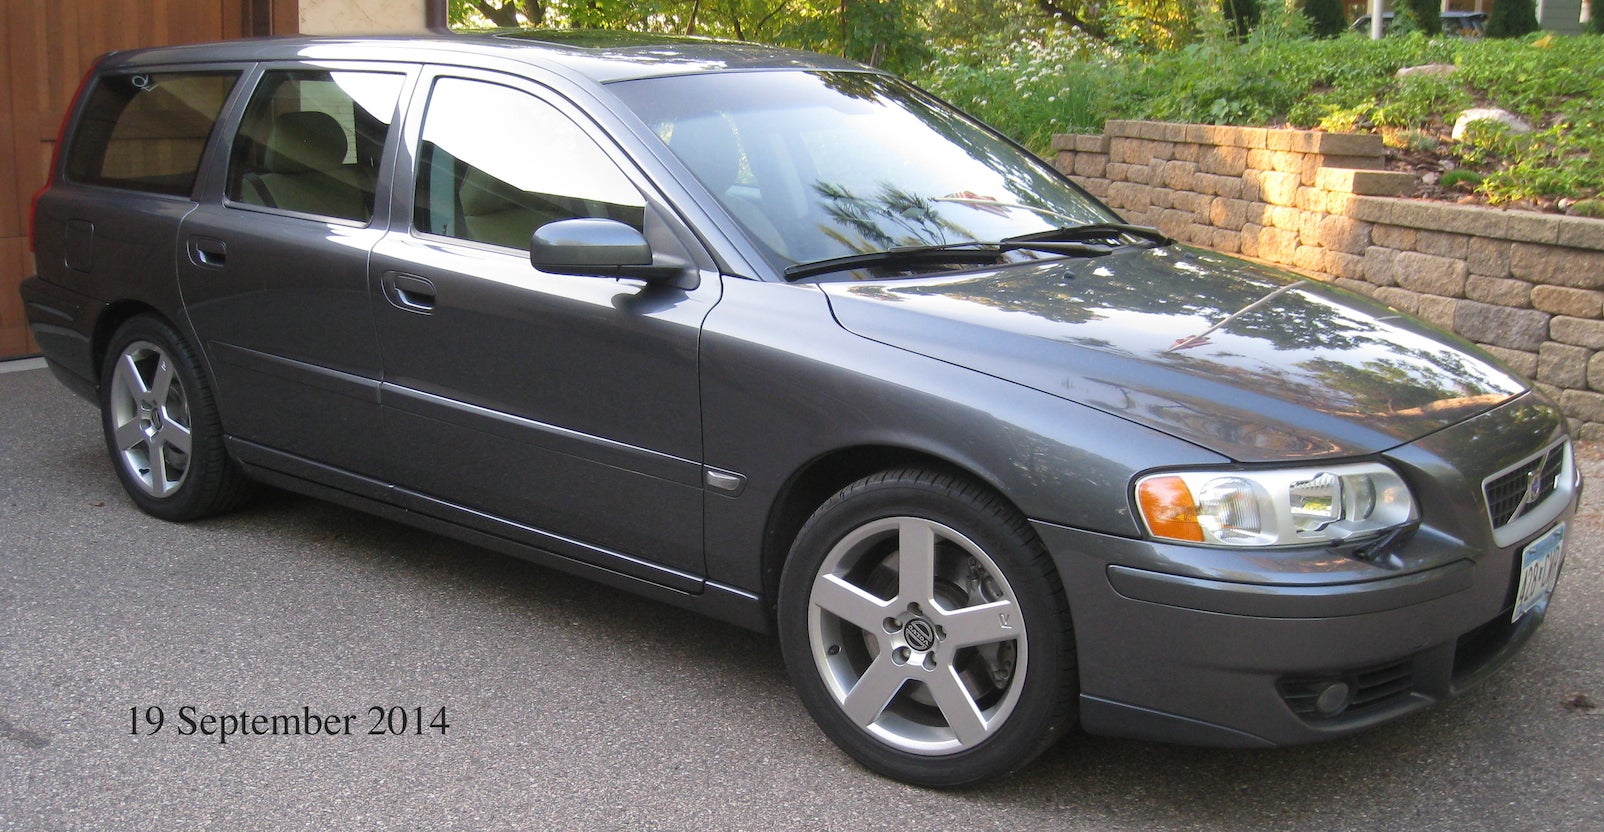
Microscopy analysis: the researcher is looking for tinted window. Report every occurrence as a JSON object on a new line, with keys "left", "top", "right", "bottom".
{"left": 413, "top": 78, "right": 645, "bottom": 250}
{"left": 65, "top": 72, "right": 240, "bottom": 196}
{"left": 227, "top": 70, "right": 404, "bottom": 222}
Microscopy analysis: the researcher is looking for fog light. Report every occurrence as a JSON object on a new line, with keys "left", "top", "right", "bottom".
{"left": 1314, "top": 681, "right": 1354, "bottom": 717}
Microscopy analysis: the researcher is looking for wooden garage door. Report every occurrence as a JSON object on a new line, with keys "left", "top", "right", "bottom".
{"left": 0, "top": 0, "right": 297, "bottom": 360}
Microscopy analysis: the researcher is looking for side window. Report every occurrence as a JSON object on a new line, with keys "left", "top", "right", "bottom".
{"left": 64, "top": 72, "right": 240, "bottom": 196}
{"left": 226, "top": 69, "right": 404, "bottom": 223}
{"left": 413, "top": 77, "right": 646, "bottom": 250}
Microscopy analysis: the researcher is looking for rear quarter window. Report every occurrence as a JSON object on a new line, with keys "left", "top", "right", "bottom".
{"left": 65, "top": 71, "right": 240, "bottom": 196}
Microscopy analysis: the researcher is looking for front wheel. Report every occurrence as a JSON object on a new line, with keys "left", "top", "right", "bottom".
{"left": 778, "top": 469, "right": 1077, "bottom": 787}
{"left": 100, "top": 315, "right": 253, "bottom": 520}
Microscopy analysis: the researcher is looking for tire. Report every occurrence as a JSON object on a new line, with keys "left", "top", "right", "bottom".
{"left": 778, "top": 468, "right": 1077, "bottom": 787}
{"left": 99, "top": 315, "right": 253, "bottom": 520}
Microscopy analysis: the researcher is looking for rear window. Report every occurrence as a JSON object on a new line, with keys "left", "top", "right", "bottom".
{"left": 65, "top": 71, "right": 240, "bottom": 196}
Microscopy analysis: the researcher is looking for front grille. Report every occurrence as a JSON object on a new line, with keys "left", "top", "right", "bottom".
{"left": 1484, "top": 443, "right": 1565, "bottom": 529}
{"left": 1279, "top": 659, "right": 1415, "bottom": 721}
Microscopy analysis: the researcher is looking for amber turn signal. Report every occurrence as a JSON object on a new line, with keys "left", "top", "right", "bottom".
{"left": 1135, "top": 476, "right": 1205, "bottom": 542}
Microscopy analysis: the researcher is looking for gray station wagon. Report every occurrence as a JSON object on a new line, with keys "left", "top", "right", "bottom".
{"left": 21, "top": 31, "right": 1576, "bottom": 786}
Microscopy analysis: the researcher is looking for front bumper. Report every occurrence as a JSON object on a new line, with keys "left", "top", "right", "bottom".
{"left": 1036, "top": 393, "right": 1578, "bottom": 748}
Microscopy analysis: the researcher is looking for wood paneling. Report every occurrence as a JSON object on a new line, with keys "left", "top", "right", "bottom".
{"left": 0, "top": 0, "right": 297, "bottom": 360}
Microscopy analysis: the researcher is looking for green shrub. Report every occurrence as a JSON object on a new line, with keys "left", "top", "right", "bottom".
{"left": 1396, "top": 0, "right": 1441, "bottom": 35}
{"left": 1487, "top": 0, "right": 1540, "bottom": 37}
{"left": 1440, "top": 170, "right": 1484, "bottom": 190}
{"left": 1390, "top": 128, "right": 1441, "bottom": 153}
{"left": 1373, "top": 75, "right": 1473, "bottom": 128}
{"left": 1451, "top": 120, "right": 1517, "bottom": 166}
{"left": 1302, "top": 0, "right": 1347, "bottom": 38}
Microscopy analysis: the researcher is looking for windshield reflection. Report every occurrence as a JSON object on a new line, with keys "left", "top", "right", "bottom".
{"left": 610, "top": 71, "right": 1115, "bottom": 274}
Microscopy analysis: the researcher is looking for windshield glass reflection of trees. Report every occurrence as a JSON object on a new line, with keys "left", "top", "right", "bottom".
{"left": 610, "top": 71, "right": 1116, "bottom": 277}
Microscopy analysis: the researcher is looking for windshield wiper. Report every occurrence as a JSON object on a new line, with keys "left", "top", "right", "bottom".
{"left": 782, "top": 237, "right": 1127, "bottom": 282}
{"left": 782, "top": 234, "right": 1148, "bottom": 283}
{"left": 1005, "top": 222, "right": 1174, "bottom": 248}
{"left": 781, "top": 243, "right": 1003, "bottom": 282}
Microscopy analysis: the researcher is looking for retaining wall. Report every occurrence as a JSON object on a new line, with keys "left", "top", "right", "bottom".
{"left": 1053, "top": 120, "right": 1604, "bottom": 438}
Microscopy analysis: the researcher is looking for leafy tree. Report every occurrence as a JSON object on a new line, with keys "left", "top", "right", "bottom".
{"left": 779, "top": 0, "right": 933, "bottom": 70}
{"left": 447, "top": 0, "right": 931, "bottom": 70}
{"left": 1486, "top": 0, "right": 1540, "bottom": 36}
{"left": 1031, "top": 0, "right": 1115, "bottom": 40}
{"left": 1301, "top": 0, "right": 1347, "bottom": 37}
{"left": 1107, "top": 0, "right": 1205, "bottom": 48}
{"left": 450, "top": 0, "right": 547, "bottom": 27}
{"left": 925, "top": 0, "right": 1081, "bottom": 46}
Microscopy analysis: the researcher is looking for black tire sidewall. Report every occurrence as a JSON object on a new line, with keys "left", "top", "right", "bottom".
{"left": 778, "top": 470, "right": 1075, "bottom": 787}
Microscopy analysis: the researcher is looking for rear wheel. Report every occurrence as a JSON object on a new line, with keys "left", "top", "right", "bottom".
{"left": 778, "top": 469, "right": 1076, "bottom": 787}
{"left": 100, "top": 315, "right": 252, "bottom": 520}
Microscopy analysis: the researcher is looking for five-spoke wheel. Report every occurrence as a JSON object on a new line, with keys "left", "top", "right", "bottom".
{"left": 107, "top": 339, "right": 194, "bottom": 499}
{"left": 100, "top": 316, "right": 252, "bottom": 520}
{"left": 807, "top": 515, "right": 1028, "bottom": 755}
{"left": 780, "top": 469, "right": 1076, "bottom": 787}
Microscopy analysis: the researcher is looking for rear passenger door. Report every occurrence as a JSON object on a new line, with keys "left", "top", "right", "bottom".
{"left": 368, "top": 69, "right": 718, "bottom": 585}
{"left": 178, "top": 64, "right": 411, "bottom": 479}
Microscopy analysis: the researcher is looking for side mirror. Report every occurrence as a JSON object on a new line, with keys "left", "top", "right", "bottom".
{"left": 531, "top": 217, "right": 652, "bottom": 273}
{"left": 531, "top": 218, "right": 697, "bottom": 289}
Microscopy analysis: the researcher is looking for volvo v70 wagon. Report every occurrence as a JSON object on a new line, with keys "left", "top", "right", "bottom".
{"left": 21, "top": 32, "right": 1576, "bottom": 786}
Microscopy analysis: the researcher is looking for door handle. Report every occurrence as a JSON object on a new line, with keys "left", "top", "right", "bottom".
{"left": 187, "top": 236, "right": 227, "bottom": 269}
{"left": 382, "top": 271, "right": 436, "bottom": 313}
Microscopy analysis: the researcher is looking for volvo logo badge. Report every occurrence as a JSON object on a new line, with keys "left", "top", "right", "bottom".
{"left": 903, "top": 618, "right": 937, "bottom": 652}
{"left": 1526, "top": 470, "right": 1546, "bottom": 503}
{"left": 1512, "top": 468, "right": 1547, "bottom": 520}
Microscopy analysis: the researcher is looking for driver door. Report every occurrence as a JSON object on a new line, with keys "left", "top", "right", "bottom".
{"left": 368, "top": 69, "right": 719, "bottom": 588}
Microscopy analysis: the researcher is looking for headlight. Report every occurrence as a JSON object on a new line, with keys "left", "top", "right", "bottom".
{"left": 1134, "top": 463, "right": 1416, "bottom": 547}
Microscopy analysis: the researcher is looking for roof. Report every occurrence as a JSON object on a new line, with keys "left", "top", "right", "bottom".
{"left": 92, "top": 31, "right": 872, "bottom": 85}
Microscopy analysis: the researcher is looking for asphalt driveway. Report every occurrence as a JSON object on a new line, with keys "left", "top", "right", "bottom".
{"left": 2, "top": 361, "right": 1600, "bottom": 831}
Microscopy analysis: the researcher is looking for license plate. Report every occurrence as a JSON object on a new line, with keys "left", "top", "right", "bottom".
{"left": 1513, "top": 523, "right": 1566, "bottom": 623}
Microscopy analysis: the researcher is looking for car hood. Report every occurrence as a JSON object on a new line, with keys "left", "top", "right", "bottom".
{"left": 820, "top": 246, "right": 1527, "bottom": 462}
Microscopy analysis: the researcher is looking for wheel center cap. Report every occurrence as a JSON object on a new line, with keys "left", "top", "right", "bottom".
{"left": 903, "top": 616, "right": 938, "bottom": 652}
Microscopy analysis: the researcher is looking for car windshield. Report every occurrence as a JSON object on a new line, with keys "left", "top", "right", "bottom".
{"left": 609, "top": 70, "right": 1117, "bottom": 277}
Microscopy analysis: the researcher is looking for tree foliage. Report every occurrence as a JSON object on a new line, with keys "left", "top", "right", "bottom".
{"left": 448, "top": 0, "right": 933, "bottom": 70}
{"left": 1486, "top": 0, "right": 1540, "bottom": 37}
{"left": 448, "top": 0, "right": 1228, "bottom": 58}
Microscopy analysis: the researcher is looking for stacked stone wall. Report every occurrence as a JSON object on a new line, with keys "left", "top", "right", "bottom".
{"left": 1054, "top": 120, "right": 1604, "bottom": 438}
